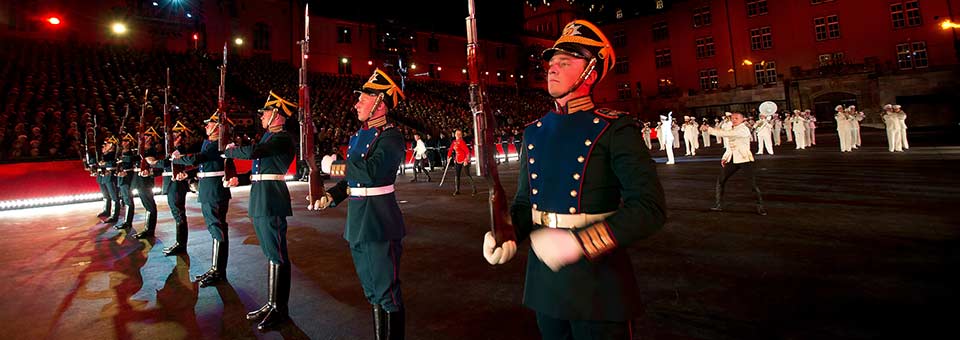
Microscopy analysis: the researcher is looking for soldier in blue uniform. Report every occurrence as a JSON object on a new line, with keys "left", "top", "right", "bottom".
{"left": 132, "top": 128, "right": 161, "bottom": 239}
{"left": 310, "top": 69, "right": 407, "bottom": 340}
{"left": 224, "top": 91, "right": 295, "bottom": 331}
{"left": 172, "top": 112, "right": 237, "bottom": 287}
{"left": 98, "top": 136, "right": 121, "bottom": 224}
{"left": 113, "top": 134, "right": 138, "bottom": 230}
{"left": 481, "top": 20, "right": 667, "bottom": 339}
{"left": 151, "top": 122, "right": 194, "bottom": 256}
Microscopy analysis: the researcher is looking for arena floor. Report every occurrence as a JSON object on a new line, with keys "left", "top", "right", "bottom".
{"left": 1, "top": 128, "right": 957, "bottom": 340}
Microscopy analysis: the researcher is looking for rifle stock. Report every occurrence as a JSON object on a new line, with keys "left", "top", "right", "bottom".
{"left": 466, "top": 0, "right": 515, "bottom": 245}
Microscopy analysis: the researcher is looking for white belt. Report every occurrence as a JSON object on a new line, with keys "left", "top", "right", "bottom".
{"left": 162, "top": 172, "right": 173, "bottom": 177}
{"left": 347, "top": 185, "right": 395, "bottom": 197}
{"left": 251, "top": 174, "right": 285, "bottom": 181}
{"left": 197, "top": 171, "right": 225, "bottom": 178}
{"left": 531, "top": 208, "right": 614, "bottom": 229}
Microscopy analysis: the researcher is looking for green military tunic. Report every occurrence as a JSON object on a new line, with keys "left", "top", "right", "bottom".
{"left": 225, "top": 131, "right": 293, "bottom": 217}
{"left": 326, "top": 122, "right": 406, "bottom": 312}
{"left": 511, "top": 98, "right": 667, "bottom": 321}
{"left": 174, "top": 139, "right": 233, "bottom": 241}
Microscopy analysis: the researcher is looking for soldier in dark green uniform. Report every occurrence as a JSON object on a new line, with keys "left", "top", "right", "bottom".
{"left": 172, "top": 112, "right": 237, "bottom": 287}
{"left": 132, "top": 128, "right": 161, "bottom": 239}
{"left": 482, "top": 20, "right": 666, "bottom": 339}
{"left": 98, "top": 136, "right": 121, "bottom": 224}
{"left": 153, "top": 121, "right": 194, "bottom": 256}
{"left": 224, "top": 91, "right": 295, "bottom": 331}
{"left": 311, "top": 69, "right": 407, "bottom": 340}
{"left": 113, "top": 134, "right": 138, "bottom": 230}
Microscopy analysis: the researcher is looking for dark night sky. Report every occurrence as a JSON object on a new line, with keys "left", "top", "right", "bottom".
{"left": 312, "top": 0, "right": 526, "bottom": 42}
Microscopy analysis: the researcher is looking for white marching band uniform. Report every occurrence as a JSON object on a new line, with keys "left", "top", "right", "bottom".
{"left": 791, "top": 111, "right": 807, "bottom": 149}
{"left": 755, "top": 115, "right": 774, "bottom": 155}
{"left": 773, "top": 115, "right": 783, "bottom": 146}
{"left": 700, "top": 120, "right": 711, "bottom": 147}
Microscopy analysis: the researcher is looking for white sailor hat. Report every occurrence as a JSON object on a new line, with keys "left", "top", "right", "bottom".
{"left": 883, "top": 104, "right": 893, "bottom": 110}
{"left": 835, "top": 105, "right": 844, "bottom": 111}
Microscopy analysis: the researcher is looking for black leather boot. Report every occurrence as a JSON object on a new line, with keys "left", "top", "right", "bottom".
{"left": 386, "top": 308, "right": 405, "bottom": 340}
{"left": 134, "top": 212, "right": 156, "bottom": 239}
{"left": 162, "top": 242, "right": 185, "bottom": 256}
{"left": 247, "top": 262, "right": 277, "bottom": 321}
{"left": 257, "top": 262, "right": 290, "bottom": 330}
{"left": 199, "top": 239, "right": 228, "bottom": 287}
{"left": 709, "top": 183, "right": 724, "bottom": 212}
{"left": 373, "top": 305, "right": 387, "bottom": 340}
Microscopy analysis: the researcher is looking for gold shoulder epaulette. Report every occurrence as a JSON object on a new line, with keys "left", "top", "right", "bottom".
{"left": 595, "top": 108, "right": 630, "bottom": 119}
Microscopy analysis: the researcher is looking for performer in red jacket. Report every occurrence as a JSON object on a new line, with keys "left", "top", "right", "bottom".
{"left": 446, "top": 129, "right": 476, "bottom": 196}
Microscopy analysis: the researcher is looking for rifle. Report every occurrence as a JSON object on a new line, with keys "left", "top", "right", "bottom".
{"left": 92, "top": 113, "right": 100, "bottom": 172}
{"left": 115, "top": 104, "right": 132, "bottom": 166}
{"left": 81, "top": 118, "right": 93, "bottom": 171}
{"left": 217, "top": 43, "right": 237, "bottom": 185}
{"left": 138, "top": 90, "right": 149, "bottom": 172}
{"left": 298, "top": 4, "right": 323, "bottom": 207}
{"left": 162, "top": 68, "right": 185, "bottom": 178}
{"left": 466, "top": 0, "right": 515, "bottom": 245}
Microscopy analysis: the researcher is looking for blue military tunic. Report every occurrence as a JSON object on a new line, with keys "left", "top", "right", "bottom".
{"left": 327, "top": 124, "right": 406, "bottom": 243}
{"left": 511, "top": 96, "right": 667, "bottom": 321}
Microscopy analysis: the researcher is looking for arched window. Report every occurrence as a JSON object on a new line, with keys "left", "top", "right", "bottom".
{"left": 253, "top": 22, "right": 270, "bottom": 51}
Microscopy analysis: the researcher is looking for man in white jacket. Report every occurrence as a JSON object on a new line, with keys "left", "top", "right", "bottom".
{"left": 671, "top": 120, "right": 681, "bottom": 149}
{"left": 848, "top": 105, "right": 863, "bottom": 149}
{"left": 411, "top": 133, "right": 431, "bottom": 182}
{"left": 784, "top": 111, "right": 794, "bottom": 143}
{"left": 642, "top": 122, "right": 653, "bottom": 150}
{"left": 894, "top": 104, "right": 909, "bottom": 150}
{"left": 755, "top": 115, "right": 774, "bottom": 155}
{"left": 707, "top": 112, "right": 766, "bottom": 216}
{"left": 805, "top": 110, "right": 817, "bottom": 146}
{"left": 700, "top": 118, "right": 712, "bottom": 147}
{"left": 792, "top": 112, "right": 807, "bottom": 149}
{"left": 772, "top": 114, "right": 783, "bottom": 146}
{"left": 881, "top": 104, "right": 903, "bottom": 152}
{"left": 835, "top": 105, "right": 852, "bottom": 152}
{"left": 683, "top": 116, "right": 698, "bottom": 156}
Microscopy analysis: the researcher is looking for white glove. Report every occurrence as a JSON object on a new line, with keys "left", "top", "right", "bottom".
{"left": 482, "top": 231, "right": 517, "bottom": 265}
{"left": 307, "top": 192, "right": 334, "bottom": 211}
{"left": 529, "top": 228, "right": 583, "bottom": 272}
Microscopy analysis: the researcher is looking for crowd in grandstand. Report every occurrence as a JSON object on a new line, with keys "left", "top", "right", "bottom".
{"left": 0, "top": 40, "right": 553, "bottom": 163}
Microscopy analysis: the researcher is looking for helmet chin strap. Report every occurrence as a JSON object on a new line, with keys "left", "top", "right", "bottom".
{"left": 365, "top": 93, "right": 385, "bottom": 122}
{"left": 551, "top": 58, "right": 598, "bottom": 99}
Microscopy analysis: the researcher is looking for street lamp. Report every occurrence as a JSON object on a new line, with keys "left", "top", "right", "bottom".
{"left": 234, "top": 38, "right": 243, "bottom": 45}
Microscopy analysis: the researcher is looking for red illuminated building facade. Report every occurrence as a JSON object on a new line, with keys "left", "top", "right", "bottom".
{"left": 2, "top": 0, "right": 957, "bottom": 125}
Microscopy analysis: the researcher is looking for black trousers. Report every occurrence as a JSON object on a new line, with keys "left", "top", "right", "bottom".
{"left": 535, "top": 312, "right": 632, "bottom": 340}
{"left": 453, "top": 162, "right": 475, "bottom": 191}
{"left": 413, "top": 158, "right": 430, "bottom": 179}
{"left": 716, "top": 161, "right": 763, "bottom": 204}
{"left": 350, "top": 240, "right": 403, "bottom": 312}
{"left": 98, "top": 175, "right": 118, "bottom": 215}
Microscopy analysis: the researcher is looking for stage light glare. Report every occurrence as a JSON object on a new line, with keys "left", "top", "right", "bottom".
{"left": 111, "top": 22, "right": 127, "bottom": 34}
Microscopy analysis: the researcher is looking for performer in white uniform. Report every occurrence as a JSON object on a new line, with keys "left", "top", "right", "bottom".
{"left": 894, "top": 104, "right": 909, "bottom": 150}
{"left": 881, "top": 104, "right": 903, "bottom": 152}
{"left": 755, "top": 115, "right": 774, "bottom": 155}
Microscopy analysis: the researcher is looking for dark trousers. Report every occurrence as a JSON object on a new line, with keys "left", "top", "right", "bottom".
{"left": 413, "top": 158, "right": 431, "bottom": 180}
{"left": 716, "top": 161, "right": 763, "bottom": 205}
{"left": 118, "top": 179, "right": 135, "bottom": 223}
{"left": 135, "top": 175, "right": 157, "bottom": 230}
{"left": 98, "top": 176, "right": 117, "bottom": 215}
{"left": 453, "top": 162, "right": 475, "bottom": 192}
{"left": 350, "top": 240, "right": 403, "bottom": 312}
{"left": 501, "top": 142, "right": 510, "bottom": 162}
{"left": 536, "top": 312, "right": 632, "bottom": 340}
{"left": 252, "top": 216, "right": 288, "bottom": 264}
{"left": 165, "top": 178, "right": 189, "bottom": 245}
{"left": 201, "top": 199, "right": 230, "bottom": 242}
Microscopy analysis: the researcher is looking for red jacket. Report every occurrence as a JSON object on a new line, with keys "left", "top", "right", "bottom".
{"left": 447, "top": 138, "right": 470, "bottom": 164}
